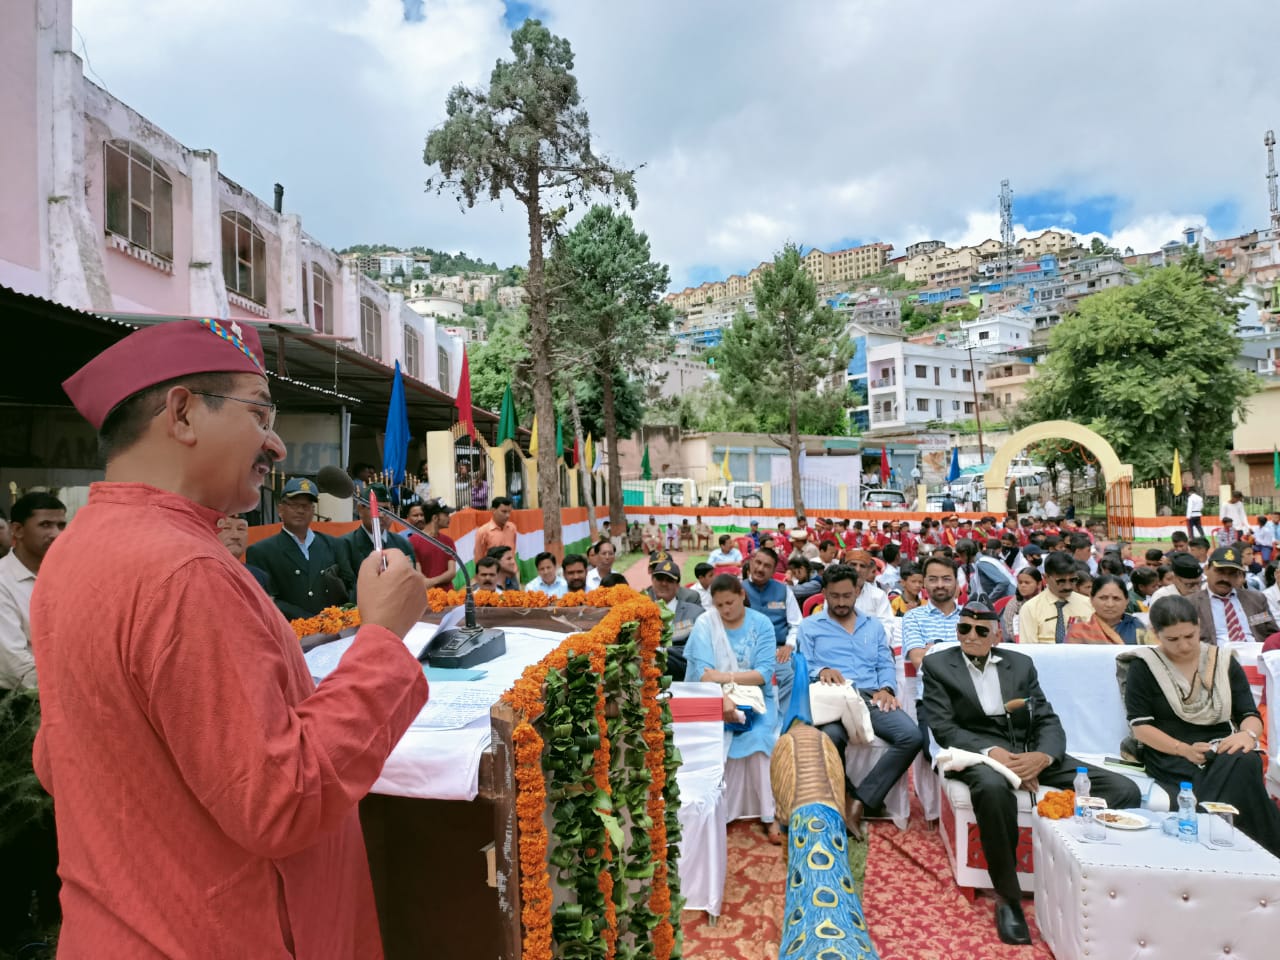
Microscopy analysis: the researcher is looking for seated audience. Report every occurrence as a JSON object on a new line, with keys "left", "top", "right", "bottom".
{"left": 474, "top": 556, "right": 503, "bottom": 591}
{"left": 798, "top": 564, "right": 923, "bottom": 839}
{"left": 1017, "top": 551, "right": 1093, "bottom": 643}
{"left": 645, "top": 554, "right": 704, "bottom": 679}
{"left": 693, "top": 516, "right": 714, "bottom": 550}
{"left": 586, "top": 539, "right": 618, "bottom": 591}
{"left": 1122, "top": 596, "right": 1280, "bottom": 857}
{"left": 1071, "top": 574, "right": 1148, "bottom": 644}
{"left": 486, "top": 545, "right": 522, "bottom": 592}
{"left": 786, "top": 556, "right": 823, "bottom": 602}
{"left": 599, "top": 573, "right": 630, "bottom": 587}
{"left": 926, "top": 602, "right": 1141, "bottom": 945}
{"left": 1000, "top": 567, "right": 1042, "bottom": 644}
{"left": 708, "top": 534, "right": 744, "bottom": 568}
{"left": 1190, "top": 546, "right": 1279, "bottom": 645}
{"left": 525, "top": 551, "right": 568, "bottom": 598}
{"left": 690, "top": 562, "right": 715, "bottom": 609}
{"left": 561, "top": 554, "right": 589, "bottom": 594}
{"left": 1128, "top": 565, "right": 1160, "bottom": 613}
{"left": 890, "top": 562, "right": 924, "bottom": 616}
{"left": 683, "top": 575, "right": 779, "bottom": 842}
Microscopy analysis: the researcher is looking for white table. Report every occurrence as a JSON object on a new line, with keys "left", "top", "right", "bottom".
{"left": 1034, "top": 812, "right": 1280, "bottom": 959}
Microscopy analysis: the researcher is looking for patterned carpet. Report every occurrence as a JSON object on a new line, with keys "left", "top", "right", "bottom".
{"left": 681, "top": 813, "right": 1055, "bottom": 960}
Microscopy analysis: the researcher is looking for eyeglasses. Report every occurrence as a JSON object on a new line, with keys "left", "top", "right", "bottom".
{"left": 191, "top": 392, "right": 277, "bottom": 431}
{"left": 956, "top": 623, "right": 993, "bottom": 638}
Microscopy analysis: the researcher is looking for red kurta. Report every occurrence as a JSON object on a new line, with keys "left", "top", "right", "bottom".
{"left": 31, "top": 484, "right": 429, "bottom": 958}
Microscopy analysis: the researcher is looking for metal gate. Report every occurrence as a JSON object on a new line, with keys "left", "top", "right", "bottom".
{"left": 1106, "top": 477, "right": 1134, "bottom": 542}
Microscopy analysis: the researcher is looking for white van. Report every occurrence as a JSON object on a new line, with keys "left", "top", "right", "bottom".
{"left": 704, "top": 482, "right": 764, "bottom": 509}
{"left": 654, "top": 477, "right": 698, "bottom": 507}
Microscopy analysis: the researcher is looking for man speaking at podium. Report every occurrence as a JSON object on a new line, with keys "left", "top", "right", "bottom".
{"left": 32, "top": 319, "right": 430, "bottom": 958}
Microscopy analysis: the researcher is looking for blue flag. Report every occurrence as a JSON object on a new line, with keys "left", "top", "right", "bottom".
{"left": 946, "top": 446, "right": 961, "bottom": 484}
{"left": 383, "top": 360, "right": 411, "bottom": 495}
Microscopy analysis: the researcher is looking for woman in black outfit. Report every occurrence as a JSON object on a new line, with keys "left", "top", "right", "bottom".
{"left": 1121, "top": 595, "right": 1280, "bottom": 856}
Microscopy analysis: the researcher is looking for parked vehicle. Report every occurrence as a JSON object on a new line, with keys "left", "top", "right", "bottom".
{"left": 861, "top": 488, "right": 908, "bottom": 510}
{"left": 654, "top": 477, "right": 697, "bottom": 507}
{"left": 705, "top": 481, "right": 764, "bottom": 509}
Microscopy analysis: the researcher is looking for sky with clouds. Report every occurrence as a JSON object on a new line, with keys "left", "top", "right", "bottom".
{"left": 72, "top": 0, "right": 1280, "bottom": 290}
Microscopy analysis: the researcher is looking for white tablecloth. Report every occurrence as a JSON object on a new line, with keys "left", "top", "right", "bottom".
{"left": 305, "top": 624, "right": 568, "bottom": 802}
{"left": 1034, "top": 812, "right": 1280, "bottom": 960}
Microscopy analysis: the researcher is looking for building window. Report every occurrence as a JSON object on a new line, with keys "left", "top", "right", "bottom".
{"left": 104, "top": 140, "right": 173, "bottom": 260}
{"left": 916, "top": 398, "right": 929, "bottom": 412}
{"left": 963, "top": 369, "right": 972, "bottom": 383}
{"left": 311, "top": 265, "right": 333, "bottom": 334}
{"left": 952, "top": 400, "right": 961, "bottom": 411}
{"left": 964, "top": 401, "right": 976, "bottom": 414}
{"left": 360, "top": 297, "right": 382, "bottom": 359}
{"left": 403, "top": 326, "right": 421, "bottom": 379}
{"left": 915, "top": 364, "right": 928, "bottom": 379}
{"left": 438, "top": 346, "right": 451, "bottom": 393}
{"left": 221, "top": 211, "right": 267, "bottom": 304}
{"left": 978, "top": 331, "right": 990, "bottom": 340}
{"left": 950, "top": 366, "right": 957, "bottom": 378}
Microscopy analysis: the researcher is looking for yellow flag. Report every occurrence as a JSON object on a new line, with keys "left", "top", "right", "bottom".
{"left": 584, "top": 434, "right": 595, "bottom": 473}
{"left": 1171, "top": 449, "right": 1182, "bottom": 497}
{"left": 529, "top": 415, "right": 539, "bottom": 456}
{"left": 721, "top": 447, "right": 733, "bottom": 483}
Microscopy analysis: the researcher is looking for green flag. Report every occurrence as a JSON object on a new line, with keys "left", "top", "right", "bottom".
{"left": 555, "top": 416, "right": 564, "bottom": 459}
{"left": 641, "top": 444, "right": 652, "bottom": 481}
{"left": 496, "top": 384, "right": 518, "bottom": 445}
{"left": 1273, "top": 445, "right": 1279, "bottom": 490}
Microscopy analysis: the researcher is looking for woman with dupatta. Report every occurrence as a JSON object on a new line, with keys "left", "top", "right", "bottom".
{"left": 1121, "top": 595, "right": 1280, "bottom": 856}
{"left": 684, "top": 574, "right": 781, "bottom": 842}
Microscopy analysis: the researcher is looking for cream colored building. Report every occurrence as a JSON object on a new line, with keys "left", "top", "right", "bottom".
{"left": 982, "top": 361, "right": 1037, "bottom": 422}
{"left": 1017, "top": 229, "right": 1078, "bottom": 258}
{"left": 1231, "top": 376, "right": 1280, "bottom": 495}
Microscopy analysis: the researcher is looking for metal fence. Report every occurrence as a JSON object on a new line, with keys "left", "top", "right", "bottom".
{"left": 770, "top": 478, "right": 841, "bottom": 511}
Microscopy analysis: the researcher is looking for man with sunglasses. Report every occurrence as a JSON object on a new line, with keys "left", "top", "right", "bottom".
{"left": 924, "top": 602, "right": 1140, "bottom": 945}
{"left": 1017, "top": 550, "right": 1094, "bottom": 644}
{"left": 32, "top": 320, "right": 431, "bottom": 957}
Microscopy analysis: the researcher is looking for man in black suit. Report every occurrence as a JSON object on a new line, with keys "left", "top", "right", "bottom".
{"left": 341, "top": 483, "right": 416, "bottom": 600}
{"left": 245, "top": 477, "right": 355, "bottom": 620}
{"left": 1190, "top": 545, "right": 1279, "bottom": 644}
{"left": 923, "top": 602, "right": 1141, "bottom": 946}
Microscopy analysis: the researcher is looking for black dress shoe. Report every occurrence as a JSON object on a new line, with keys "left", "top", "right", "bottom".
{"left": 995, "top": 901, "right": 1031, "bottom": 945}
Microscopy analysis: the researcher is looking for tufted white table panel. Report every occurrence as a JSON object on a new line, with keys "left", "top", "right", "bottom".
{"left": 1034, "top": 813, "right": 1280, "bottom": 960}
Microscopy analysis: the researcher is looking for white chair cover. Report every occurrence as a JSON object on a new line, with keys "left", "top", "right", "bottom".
{"left": 669, "top": 682, "right": 728, "bottom": 917}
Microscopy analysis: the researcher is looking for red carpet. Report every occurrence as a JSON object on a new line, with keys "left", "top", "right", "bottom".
{"left": 681, "top": 813, "right": 1056, "bottom": 959}
{"left": 861, "top": 811, "right": 1054, "bottom": 960}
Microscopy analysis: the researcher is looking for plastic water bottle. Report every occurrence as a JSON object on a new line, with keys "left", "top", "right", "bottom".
{"left": 1177, "top": 782, "right": 1198, "bottom": 844}
{"left": 1073, "top": 767, "right": 1091, "bottom": 819}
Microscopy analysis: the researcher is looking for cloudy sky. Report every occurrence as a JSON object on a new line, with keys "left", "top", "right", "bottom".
{"left": 74, "top": 0, "right": 1280, "bottom": 290}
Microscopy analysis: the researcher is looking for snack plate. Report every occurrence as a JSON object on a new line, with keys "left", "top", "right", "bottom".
{"left": 1095, "top": 811, "right": 1151, "bottom": 830}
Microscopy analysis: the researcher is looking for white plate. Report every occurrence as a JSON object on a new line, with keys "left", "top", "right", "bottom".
{"left": 1096, "top": 811, "right": 1151, "bottom": 830}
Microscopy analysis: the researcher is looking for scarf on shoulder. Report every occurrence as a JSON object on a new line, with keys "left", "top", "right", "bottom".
{"left": 1118, "top": 644, "right": 1233, "bottom": 726}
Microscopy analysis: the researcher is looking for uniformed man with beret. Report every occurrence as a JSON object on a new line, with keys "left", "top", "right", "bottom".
{"left": 246, "top": 476, "right": 355, "bottom": 619}
{"left": 644, "top": 552, "right": 704, "bottom": 680}
{"left": 340, "top": 482, "right": 417, "bottom": 600}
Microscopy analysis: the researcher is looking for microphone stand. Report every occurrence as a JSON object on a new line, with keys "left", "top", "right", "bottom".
{"left": 350, "top": 490, "right": 504, "bottom": 667}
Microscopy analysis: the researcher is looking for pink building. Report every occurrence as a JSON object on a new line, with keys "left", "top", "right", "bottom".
{"left": 0, "top": 0, "right": 464, "bottom": 396}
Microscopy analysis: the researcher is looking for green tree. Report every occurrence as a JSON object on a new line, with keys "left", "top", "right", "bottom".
{"left": 718, "top": 243, "right": 853, "bottom": 516}
{"left": 468, "top": 310, "right": 532, "bottom": 413}
{"left": 1015, "top": 253, "right": 1258, "bottom": 483}
{"left": 425, "top": 19, "right": 636, "bottom": 549}
{"left": 547, "top": 206, "right": 671, "bottom": 529}
{"left": 411, "top": 265, "right": 427, "bottom": 280}
{"left": 1090, "top": 237, "right": 1118, "bottom": 256}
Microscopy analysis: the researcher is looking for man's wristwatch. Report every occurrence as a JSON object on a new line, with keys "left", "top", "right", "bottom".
{"left": 879, "top": 686, "right": 894, "bottom": 697}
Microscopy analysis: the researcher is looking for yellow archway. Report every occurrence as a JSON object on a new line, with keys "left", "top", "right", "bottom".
{"left": 984, "top": 419, "right": 1136, "bottom": 537}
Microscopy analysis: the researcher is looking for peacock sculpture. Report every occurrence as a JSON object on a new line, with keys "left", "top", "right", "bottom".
{"left": 769, "top": 651, "right": 880, "bottom": 960}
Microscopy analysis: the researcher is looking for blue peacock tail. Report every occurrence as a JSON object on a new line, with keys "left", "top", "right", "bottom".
{"left": 777, "top": 802, "right": 879, "bottom": 960}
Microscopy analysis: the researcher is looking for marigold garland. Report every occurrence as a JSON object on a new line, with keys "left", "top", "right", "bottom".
{"left": 499, "top": 588, "right": 673, "bottom": 960}
{"left": 1036, "top": 789, "right": 1076, "bottom": 819}
{"left": 289, "top": 606, "right": 360, "bottom": 640}
{"left": 513, "top": 720, "right": 554, "bottom": 960}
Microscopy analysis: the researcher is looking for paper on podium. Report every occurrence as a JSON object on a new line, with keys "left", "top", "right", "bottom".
{"left": 304, "top": 607, "right": 468, "bottom": 682}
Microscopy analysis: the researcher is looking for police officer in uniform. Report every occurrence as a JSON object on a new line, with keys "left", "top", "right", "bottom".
{"left": 246, "top": 476, "right": 355, "bottom": 619}
{"left": 644, "top": 553, "right": 705, "bottom": 681}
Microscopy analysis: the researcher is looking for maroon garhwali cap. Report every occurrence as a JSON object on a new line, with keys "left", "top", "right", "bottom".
{"left": 64, "top": 318, "right": 266, "bottom": 429}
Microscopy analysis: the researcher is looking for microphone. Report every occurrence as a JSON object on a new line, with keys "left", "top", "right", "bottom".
{"left": 315, "top": 466, "right": 505, "bottom": 667}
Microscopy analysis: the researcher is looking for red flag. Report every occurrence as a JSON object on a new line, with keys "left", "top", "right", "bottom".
{"left": 572, "top": 434, "right": 582, "bottom": 468}
{"left": 880, "top": 445, "right": 890, "bottom": 484}
{"left": 454, "top": 347, "right": 476, "bottom": 440}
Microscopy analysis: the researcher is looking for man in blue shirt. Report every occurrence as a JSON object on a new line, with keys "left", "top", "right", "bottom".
{"left": 900, "top": 554, "right": 962, "bottom": 756}
{"left": 741, "top": 547, "right": 801, "bottom": 727}
{"left": 797, "top": 564, "right": 922, "bottom": 838}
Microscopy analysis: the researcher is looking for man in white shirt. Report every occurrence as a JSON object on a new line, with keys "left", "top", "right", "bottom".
{"left": 585, "top": 539, "right": 618, "bottom": 590}
{"left": 1222, "top": 491, "right": 1250, "bottom": 532}
{"left": 1185, "top": 486, "right": 1205, "bottom": 538}
{"left": 1042, "top": 496, "right": 1060, "bottom": 520}
{"left": 0, "top": 493, "right": 67, "bottom": 690}
{"left": 1255, "top": 511, "right": 1277, "bottom": 564}
{"left": 525, "top": 551, "right": 569, "bottom": 598}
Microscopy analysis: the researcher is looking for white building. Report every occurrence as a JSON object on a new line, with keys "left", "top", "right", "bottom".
{"left": 958, "top": 311, "right": 1035, "bottom": 353}
{"left": 865, "top": 341, "right": 988, "bottom": 433}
